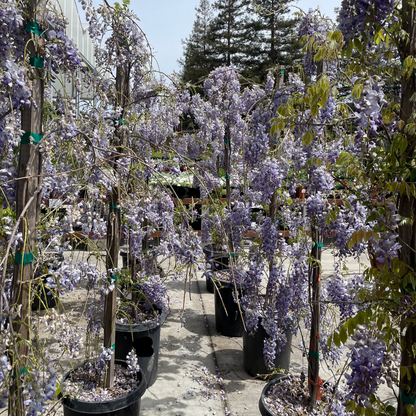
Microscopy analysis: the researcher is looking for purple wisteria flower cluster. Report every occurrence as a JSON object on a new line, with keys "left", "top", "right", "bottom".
{"left": 23, "top": 365, "right": 57, "bottom": 416}
{"left": 126, "top": 348, "right": 140, "bottom": 376}
{"left": 0, "top": 354, "right": 11, "bottom": 408}
{"left": 338, "top": 0, "right": 398, "bottom": 44}
{"left": 135, "top": 273, "right": 168, "bottom": 316}
{"left": 345, "top": 324, "right": 397, "bottom": 408}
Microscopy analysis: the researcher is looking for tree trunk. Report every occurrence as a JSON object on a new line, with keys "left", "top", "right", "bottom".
{"left": 224, "top": 126, "right": 234, "bottom": 255}
{"left": 397, "top": 1, "right": 416, "bottom": 414}
{"left": 9, "top": 2, "right": 45, "bottom": 414}
{"left": 397, "top": 194, "right": 416, "bottom": 415}
{"left": 308, "top": 228, "right": 322, "bottom": 407}
{"left": 103, "top": 63, "right": 130, "bottom": 388}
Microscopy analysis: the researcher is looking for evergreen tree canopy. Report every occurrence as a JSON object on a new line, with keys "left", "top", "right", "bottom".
{"left": 179, "top": 0, "right": 215, "bottom": 84}
{"left": 241, "top": 0, "right": 302, "bottom": 83}
{"left": 208, "top": 0, "right": 250, "bottom": 68}
{"left": 179, "top": 0, "right": 302, "bottom": 84}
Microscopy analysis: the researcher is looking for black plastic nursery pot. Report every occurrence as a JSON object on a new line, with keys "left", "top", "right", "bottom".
{"left": 214, "top": 280, "right": 244, "bottom": 337}
{"left": 243, "top": 322, "right": 292, "bottom": 377}
{"left": 206, "top": 274, "right": 214, "bottom": 293}
{"left": 203, "top": 245, "right": 237, "bottom": 293}
{"left": 115, "top": 310, "right": 167, "bottom": 388}
{"left": 202, "top": 245, "right": 234, "bottom": 271}
{"left": 171, "top": 185, "right": 189, "bottom": 199}
{"left": 187, "top": 187, "right": 201, "bottom": 198}
{"left": 258, "top": 374, "right": 291, "bottom": 416}
{"left": 31, "top": 276, "right": 58, "bottom": 310}
{"left": 61, "top": 360, "right": 146, "bottom": 416}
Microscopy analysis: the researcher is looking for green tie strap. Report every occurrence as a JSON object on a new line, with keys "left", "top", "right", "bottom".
{"left": 29, "top": 56, "right": 44, "bottom": 68}
{"left": 109, "top": 203, "right": 120, "bottom": 212}
{"left": 26, "top": 21, "right": 42, "bottom": 35}
{"left": 108, "top": 275, "right": 118, "bottom": 284}
{"left": 400, "top": 390, "right": 416, "bottom": 405}
{"left": 308, "top": 350, "right": 319, "bottom": 360}
{"left": 113, "top": 118, "right": 125, "bottom": 127}
{"left": 21, "top": 131, "right": 43, "bottom": 144}
{"left": 224, "top": 138, "right": 230, "bottom": 143}
{"left": 14, "top": 252, "right": 35, "bottom": 265}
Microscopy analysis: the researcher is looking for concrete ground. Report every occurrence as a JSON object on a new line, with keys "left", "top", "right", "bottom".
{"left": 1, "top": 247, "right": 398, "bottom": 416}
{"left": 139, "top": 248, "right": 396, "bottom": 416}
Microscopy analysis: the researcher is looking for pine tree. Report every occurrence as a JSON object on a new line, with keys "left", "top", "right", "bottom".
{"left": 241, "top": 0, "right": 302, "bottom": 83}
{"left": 179, "top": 0, "right": 216, "bottom": 84}
{"left": 209, "top": 0, "right": 250, "bottom": 69}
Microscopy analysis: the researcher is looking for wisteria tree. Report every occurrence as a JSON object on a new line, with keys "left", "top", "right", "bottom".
{"left": 0, "top": 0, "right": 92, "bottom": 413}
{"left": 270, "top": 2, "right": 416, "bottom": 415}
{"left": 0, "top": 0, "right": 193, "bottom": 413}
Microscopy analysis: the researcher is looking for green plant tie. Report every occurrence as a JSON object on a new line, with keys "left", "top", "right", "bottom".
{"left": 20, "top": 367, "right": 27, "bottom": 376}
{"left": 280, "top": 70, "right": 285, "bottom": 75}
{"left": 317, "top": 243, "right": 323, "bottom": 248}
{"left": 113, "top": 118, "right": 125, "bottom": 127}
{"left": 230, "top": 253, "right": 236, "bottom": 258}
{"left": 14, "top": 252, "right": 35, "bottom": 265}
{"left": 111, "top": 344, "right": 115, "bottom": 350}
{"left": 29, "top": 56, "right": 44, "bottom": 68}
{"left": 142, "top": 247, "right": 150, "bottom": 252}
{"left": 26, "top": 21, "right": 42, "bottom": 35}
{"left": 109, "top": 203, "right": 120, "bottom": 212}
{"left": 224, "top": 138, "right": 230, "bottom": 143}
{"left": 108, "top": 274, "right": 118, "bottom": 284}
{"left": 308, "top": 350, "right": 319, "bottom": 360}
{"left": 225, "top": 174, "right": 230, "bottom": 179}
{"left": 400, "top": 390, "right": 416, "bottom": 405}
{"left": 21, "top": 131, "right": 43, "bottom": 144}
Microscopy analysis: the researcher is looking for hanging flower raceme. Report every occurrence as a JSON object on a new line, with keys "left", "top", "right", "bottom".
{"left": 348, "top": 76, "right": 389, "bottom": 157}
{"left": 338, "top": 0, "right": 398, "bottom": 44}
{"left": 251, "top": 157, "right": 289, "bottom": 204}
{"left": 224, "top": 202, "right": 252, "bottom": 252}
{"left": 136, "top": 273, "right": 168, "bottom": 315}
{"left": 298, "top": 9, "right": 336, "bottom": 78}
{"left": 345, "top": 324, "right": 388, "bottom": 408}
{"left": 368, "top": 200, "right": 401, "bottom": 268}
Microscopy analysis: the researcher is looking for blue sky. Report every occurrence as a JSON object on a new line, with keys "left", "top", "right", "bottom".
{"left": 87, "top": 1, "right": 341, "bottom": 76}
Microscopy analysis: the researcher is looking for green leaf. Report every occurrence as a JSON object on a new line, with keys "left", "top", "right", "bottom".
{"left": 346, "top": 40, "right": 353, "bottom": 59}
{"left": 354, "top": 38, "right": 363, "bottom": 53}
{"left": 400, "top": 136, "right": 408, "bottom": 153}
{"left": 270, "top": 122, "right": 278, "bottom": 138}
{"left": 356, "top": 310, "right": 366, "bottom": 324}
{"left": 352, "top": 83, "right": 363, "bottom": 99}
{"left": 400, "top": 365, "right": 411, "bottom": 380}
{"left": 365, "top": 407, "right": 375, "bottom": 416}
{"left": 302, "top": 130, "right": 314, "bottom": 146}
{"left": 340, "top": 325, "right": 348, "bottom": 344}
{"left": 333, "top": 331, "right": 341, "bottom": 347}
